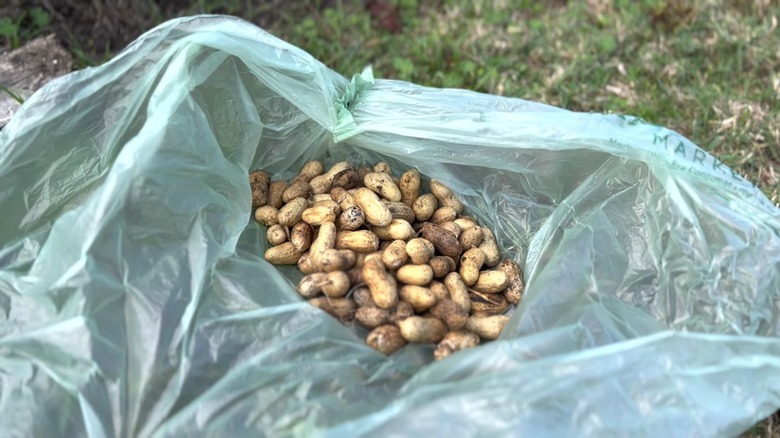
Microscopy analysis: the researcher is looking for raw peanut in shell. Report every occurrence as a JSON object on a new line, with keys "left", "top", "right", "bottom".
{"left": 398, "top": 285, "right": 438, "bottom": 312}
{"left": 412, "top": 194, "right": 437, "bottom": 222}
{"left": 431, "top": 206, "right": 458, "bottom": 224}
{"left": 459, "top": 226, "right": 484, "bottom": 250}
{"left": 406, "top": 238, "right": 434, "bottom": 264}
{"left": 497, "top": 258, "right": 524, "bottom": 305}
{"left": 364, "top": 172, "right": 402, "bottom": 202}
{"left": 362, "top": 258, "right": 398, "bottom": 309}
{"left": 379, "top": 240, "right": 392, "bottom": 251}
{"left": 267, "top": 180, "right": 288, "bottom": 209}
{"left": 290, "top": 222, "right": 313, "bottom": 252}
{"left": 302, "top": 204, "right": 338, "bottom": 226}
{"left": 320, "top": 249, "right": 357, "bottom": 272}
{"left": 397, "top": 317, "right": 447, "bottom": 343}
{"left": 430, "top": 180, "right": 464, "bottom": 214}
{"left": 472, "top": 270, "right": 510, "bottom": 294}
{"left": 382, "top": 240, "right": 409, "bottom": 270}
{"left": 429, "top": 256, "right": 456, "bottom": 278}
{"left": 453, "top": 217, "right": 478, "bottom": 231}
{"left": 352, "top": 286, "right": 375, "bottom": 307}
{"left": 298, "top": 273, "right": 327, "bottom": 298}
{"left": 372, "top": 219, "right": 415, "bottom": 241}
{"left": 428, "top": 281, "right": 450, "bottom": 301}
{"left": 254, "top": 206, "right": 280, "bottom": 226}
{"left": 282, "top": 181, "right": 312, "bottom": 203}
{"left": 309, "top": 161, "right": 352, "bottom": 194}
{"left": 295, "top": 160, "right": 325, "bottom": 183}
{"left": 389, "top": 301, "right": 414, "bottom": 322}
{"left": 373, "top": 162, "right": 392, "bottom": 174}
{"left": 249, "top": 170, "right": 270, "bottom": 207}
{"left": 298, "top": 252, "right": 317, "bottom": 274}
{"left": 399, "top": 168, "right": 421, "bottom": 207}
{"left": 331, "top": 187, "right": 357, "bottom": 210}
{"left": 356, "top": 306, "right": 391, "bottom": 329}
{"left": 444, "top": 272, "right": 471, "bottom": 313}
{"left": 383, "top": 201, "right": 416, "bottom": 223}
{"left": 466, "top": 315, "right": 510, "bottom": 340}
{"left": 266, "top": 224, "right": 287, "bottom": 246}
{"left": 264, "top": 242, "right": 302, "bottom": 265}
{"left": 479, "top": 227, "right": 501, "bottom": 267}
{"left": 321, "top": 271, "right": 351, "bottom": 297}
{"left": 331, "top": 168, "right": 361, "bottom": 189}
{"left": 421, "top": 223, "right": 462, "bottom": 259}
{"left": 311, "top": 194, "right": 334, "bottom": 203}
{"left": 309, "top": 222, "right": 337, "bottom": 270}
{"left": 309, "top": 297, "right": 356, "bottom": 322}
{"left": 434, "top": 331, "right": 480, "bottom": 361}
{"left": 336, "top": 230, "right": 380, "bottom": 253}
{"left": 438, "top": 221, "right": 462, "bottom": 238}
{"left": 430, "top": 299, "right": 469, "bottom": 330}
{"left": 396, "top": 264, "right": 434, "bottom": 286}
{"left": 278, "top": 197, "right": 308, "bottom": 227}
{"left": 366, "top": 324, "right": 407, "bottom": 355}
{"left": 357, "top": 165, "right": 373, "bottom": 180}
{"left": 337, "top": 206, "right": 365, "bottom": 231}
{"left": 459, "top": 248, "right": 486, "bottom": 286}
{"left": 354, "top": 188, "right": 393, "bottom": 227}
{"left": 468, "top": 290, "right": 509, "bottom": 315}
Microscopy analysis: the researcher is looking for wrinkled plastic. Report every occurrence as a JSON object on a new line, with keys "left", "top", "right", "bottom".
{"left": 2, "top": 15, "right": 780, "bottom": 438}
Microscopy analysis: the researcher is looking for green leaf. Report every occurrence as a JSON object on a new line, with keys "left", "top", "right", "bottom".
{"left": 0, "top": 18, "right": 17, "bottom": 38}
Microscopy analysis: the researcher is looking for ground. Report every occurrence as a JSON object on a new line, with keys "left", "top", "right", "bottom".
{"left": 1, "top": 0, "right": 779, "bottom": 435}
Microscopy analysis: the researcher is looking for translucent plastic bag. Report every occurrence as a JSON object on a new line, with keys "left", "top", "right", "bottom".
{"left": 2, "top": 15, "right": 780, "bottom": 437}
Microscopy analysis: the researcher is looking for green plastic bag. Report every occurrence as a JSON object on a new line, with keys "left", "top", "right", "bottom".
{"left": 2, "top": 15, "right": 780, "bottom": 437}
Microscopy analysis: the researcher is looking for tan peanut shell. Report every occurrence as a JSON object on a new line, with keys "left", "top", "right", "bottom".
{"left": 337, "top": 206, "right": 364, "bottom": 231}
{"left": 298, "top": 252, "right": 316, "bottom": 274}
{"left": 320, "top": 249, "right": 357, "bottom": 272}
{"left": 431, "top": 206, "right": 458, "bottom": 224}
{"left": 264, "top": 242, "right": 302, "bottom": 265}
{"left": 498, "top": 259, "right": 524, "bottom": 305}
{"left": 346, "top": 267, "right": 364, "bottom": 285}
{"left": 372, "top": 219, "right": 414, "bottom": 241}
{"left": 472, "top": 270, "right": 510, "bottom": 293}
{"left": 406, "top": 238, "right": 434, "bottom": 265}
{"left": 466, "top": 315, "right": 509, "bottom": 340}
{"left": 336, "top": 230, "right": 380, "bottom": 253}
{"left": 266, "top": 224, "right": 287, "bottom": 246}
{"left": 430, "top": 299, "right": 469, "bottom": 330}
{"left": 357, "top": 165, "right": 372, "bottom": 180}
{"left": 459, "top": 226, "right": 484, "bottom": 250}
{"left": 331, "top": 168, "right": 361, "bottom": 189}
{"left": 421, "top": 223, "right": 462, "bottom": 259}
{"left": 309, "top": 297, "right": 356, "bottom": 322}
{"left": 290, "top": 222, "right": 313, "bottom": 252}
{"left": 296, "top": 160, "right": 325, "bottom": 182}
{"left": 468, "top": 290, "right": 509, "bottom": 315}
{"left": 367, "top": 324, "right": 407, "bottom": 354}
{"left": 298, "top": 273, "right": 326, "bottom": 298}
{"left": 399, "top": 168, "right": 421, "bottom": 207}
{"left": 321, "top": 271, "right": 351, "bottom": 297}
{"left": 249, "top": 170, "right": 270, "bottom": 207}
{"left": 434, "top": 331, "right": 480, "bottom": 361}
{"left": 267, "top": 180, "right": 288, "bottom": 209}
{"left": 354, "top": 187, "right": 392, "bottom": 226}
{"left": 364, "top": 172, "right": 402, "bottom": 202}
{"left": 412, "top": 193, "right": 437, "bottom": 222}
{"left": 384, "top": 201, "right": 416, "bottom": 223}
{"left": 362, "top": 258, "right": 398, "bottom": 309}
{"left": 459, "top": 248, "right": 486, "bottom": 286}
{"left": 429, "top": 256, "right": 456, "bottom": 278}
{"left": 356, "top": 306, "right": 391, "bottom": 329}
{"left": 428, "top": 281, "right": 450, "bottom": 302}
{"left": 352, "top": 286, "right": 375, "bottom": 307}
{"left": 382, "top": 240, "right": 409, "bottom": 270}
{"left": 398, "top": 285, "right": 438, "bottom": 313}
{"left": 389, "top": 301, "right": 415, "bottom": 322}
{"left": 396, "top": 264, "right": 434, "bottom": 286}
{"left": 397, "top": 317, "right": 447, "bottom": 343}
{"left": 479, "top": 227, "right": 501, "bottom": 267}
{"left": 453, "top": 217, "right": 478, "bottom": 231}
{"left": 311, "top": 194, "right": 334, "bottom": 203}
{"left": 309, "top": 161, "right": 352, "bottom": 194}
{"left": 254, "top": 206, "right": 280, "bottom": 226}
{"left": 282, "top": 181, "right": 312, "bottom": 203}
{"left": 278, "top": 197, "right": 308, "bottom": 227}
{"left": 330, "top": 187, "right": 357, "bottom": 210}
{"left": 430, "top": 180, "right": 464, "bottom": 214}
{"left": 373, "top": 162, "right": 392, "bottom": 174}
{"left": 444, "top": 272, "right": 471, "bottom": 313}
{"left": 438, "top": 221, "right": 462, "bottom": 238}
{"left": 309, "top": 222, "right": 337, "bottom": 270}
{"left": 302, "top": 204, "right": 338, "bottom": 226}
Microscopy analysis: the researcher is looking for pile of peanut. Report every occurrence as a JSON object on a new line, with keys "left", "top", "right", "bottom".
{"left": 250, "top": 160, "right": 524, "bottom": 360}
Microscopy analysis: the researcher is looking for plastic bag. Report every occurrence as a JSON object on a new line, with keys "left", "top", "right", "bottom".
{"left": 2, "top": 15, "right": 780, "bottom": 437}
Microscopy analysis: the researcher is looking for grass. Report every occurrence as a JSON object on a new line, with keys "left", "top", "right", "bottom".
{"left": 1, "top": 0, "right": 780, "bottom": 434}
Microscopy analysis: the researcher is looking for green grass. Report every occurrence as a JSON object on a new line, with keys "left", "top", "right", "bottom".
{"left": 2, "top": 0, "right": 780, "bottom": 434}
